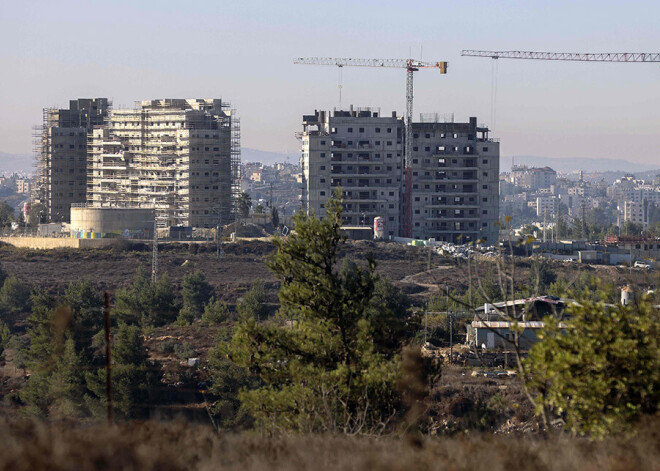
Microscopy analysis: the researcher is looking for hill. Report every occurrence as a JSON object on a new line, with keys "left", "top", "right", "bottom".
{"left": 502, "top": 155, "right": 657, "bottom": 174}
{"left": 0, "top": 153, "right": 33, "bottom": 174}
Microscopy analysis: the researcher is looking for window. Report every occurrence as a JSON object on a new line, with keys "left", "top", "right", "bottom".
{"left": 425, "top": 147, "right": 430, "bottom": 152}
{"left": 387, "top": 128, "right": 392, "bottom": 133}
{"left": 375, "top": 128, "right": 381, "bottom": 133}
{"left": 320, "top": 166, "right": 326, "bottom": 170}
{"left": 348, "top": 127, "right": 353, "bottom": 133}
{"left": 320, "top": 191, "right": 326, "bottom": 196}
{"left": 482, "top": 197, "right": 487, "bottom": 202}
{"left": 359, "top": 128, "right": 364, "bottom": 133}
{"left": 482, "top": 185, "right": 488, "bottom": 190}
{"left": 413, "top": 146, "right": 419, "bottom": 151}
{"left": 482, "top": 210, "right": 488, "bottom": 215}
{"left": 483, "top": 159, "right": 488, "bottom": 164}
{"left": 483, "top": 172, "right": 488, "bottom": 177}
{"left": 387, "top": 141, "right": 392, "bottom": 146}
{"left": 320, "top": 152, "right": 326, "bottom": 157}
{"left": 482, "top": 147, "right": 488, "bottom": 152}
{"left": 425, "top": 133, "right": 430, "bottom": 138}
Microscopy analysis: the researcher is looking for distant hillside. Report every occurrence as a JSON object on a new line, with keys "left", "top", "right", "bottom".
{"left": 501, "top": 155, "right": 657, "bottom": 174}
{"left": 0, "top": 152, "right": 34, "bottom": 174}
{"left": 241, "top": 148, "right": 297, "bottom": 165}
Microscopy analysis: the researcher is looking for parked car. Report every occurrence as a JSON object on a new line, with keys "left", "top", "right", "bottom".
{"left": 634, "top": 261, "right": 652, "bottom": 269}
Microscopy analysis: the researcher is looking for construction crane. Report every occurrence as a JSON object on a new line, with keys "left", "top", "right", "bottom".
{"left": 461, "top": 50, "right": 660, "bottom": 62}
{"left": 293, "top": 57, "right": 448, "bottom": 237}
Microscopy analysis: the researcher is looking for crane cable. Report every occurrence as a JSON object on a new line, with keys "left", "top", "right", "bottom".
{"left": 491, "top": 58, "right": 499, "bottom": 132}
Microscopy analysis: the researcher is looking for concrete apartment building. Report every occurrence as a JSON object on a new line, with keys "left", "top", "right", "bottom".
{"left": 408, "top": 118, "right": 499, "bottom": 243}
{"left": 300, "top": 108, "right": 404, "bottom": 236}
{"left": 622, "top": 200, "right": 649, "bottom": 227}
{"left": 510, "top": 165, "right": 557, "bottom": 190}
{"left": 88, "top": 99, "right": 239, "bottom": 228}
{"left": 35, "top": 98, "right": 110, "bottom": 222}
{"left": 300, "top": 108, "right": 500, "bottom": 243}
{"left": 536, "top": 195, "right": 558, "bottom": 218}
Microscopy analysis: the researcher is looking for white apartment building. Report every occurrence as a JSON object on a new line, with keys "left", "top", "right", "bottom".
{"left": 510, "top": 166, "right": 557, "bottom": 190}
{"left": 88, "top": 99, "right": 238, "bottom": 228}
{"left": 536, "top": 196, "right": 558, "bottom": 218}
{"left": 622, "top": 200, "right": 649, "bottom": 227}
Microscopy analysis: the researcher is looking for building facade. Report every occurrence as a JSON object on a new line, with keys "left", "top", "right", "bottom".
{"left": 88, "top": 99, "right": 238, "bottom": 228}
{"left": 408, "top": 118, "right": 499, "bottom": 243}
{"left": 301, "top": 108, "right": 404, "bottom": 236}
{"left": 35, "top": 98, "right": 110, "bottom": 222}
{"left": 301, "top": 109, "right": 500, "bottom": 243}
{"left": 510, "top": 165, "right": 557, "bottom": 190}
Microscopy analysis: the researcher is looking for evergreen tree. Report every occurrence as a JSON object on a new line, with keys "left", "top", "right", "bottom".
{"left": 202, "top": 297, "right": 230, "bottom": 325}
{"left": 236, "top": 281, "right": 269, "bottom": 321}
{"left": 0, "top": 320, "right": 9, "bottom": 361}
{"left": 237, "top": 192, "right": 252, "bottom": 218}
{"left": 50, "top": 337, "right": 86, "bottom": 416}
{"left": 225, "top": 190, "right": 423, "bottom": 433}
{"left": 86, "top": 323, "right": 161, "bottom": 419}
{"left": 180, "top": 270, "right": 214, "bottom": 318}
{"left": 0, "top": 276, "right": 32, "bottom": 329}
{"left": 115, "top": 267, "right": 178, "bottom": 327}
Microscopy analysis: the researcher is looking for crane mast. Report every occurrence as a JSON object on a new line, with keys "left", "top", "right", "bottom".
{"left": 461, "top": 50, "right": 660, "bottom": 62}
{"left": 294, "top": 57, "right": 448, "bottom": 237}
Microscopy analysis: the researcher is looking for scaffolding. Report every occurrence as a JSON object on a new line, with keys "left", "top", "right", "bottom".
{"left": 87, "top": 99, "right": 237, "bottom": 229}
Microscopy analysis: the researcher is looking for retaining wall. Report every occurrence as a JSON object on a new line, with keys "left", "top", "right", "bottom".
{"left": 0, "top": 237, "right": 118, "bottom": 250}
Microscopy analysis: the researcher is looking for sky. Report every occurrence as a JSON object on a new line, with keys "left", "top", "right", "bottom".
{"left": 0, "top": 0, "right": 659, "bottom": 165}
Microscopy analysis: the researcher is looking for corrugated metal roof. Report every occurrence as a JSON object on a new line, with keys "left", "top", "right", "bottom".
{"left": 472, "top": 321, "right": 568, "bottom": 329}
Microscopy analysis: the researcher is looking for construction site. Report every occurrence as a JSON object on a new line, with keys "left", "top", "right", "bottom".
{"left": 33, "top": 98, "right": 241, "bottom": 232}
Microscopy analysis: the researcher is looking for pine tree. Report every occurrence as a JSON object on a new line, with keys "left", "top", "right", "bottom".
{"left": 180, "top": 270, "right": 214, "bottom": 319}
{"left": 225, "top": 190, "right": 421, "bottom": 433}
{"left": 86, "top": 323, "right": 161, "bottom": 419}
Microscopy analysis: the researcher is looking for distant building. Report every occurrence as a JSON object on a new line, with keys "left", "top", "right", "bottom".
{"left": 300, "top": 108, "right": 500, "bottom": 243}
{"left": 300, "top": 108, "right": 404, "bottom": 236}
{"left": 17, "top": 179, "right": 30, "bottom": 194}
{"left": 35, "top": 98, "right": 110, "bottom": 222}
{"left": 408, "top": 117, "right": 499, "bottom": 243}
{"left": 511, "top": 165, "right": 557, "bottom": 190}
{"left": 536, "top": 195, "right": 558, "bottom": 218}
{"left": 88, "top": 99, "right": 239, "bottom": 228}
{"left": 622, "top": 200, "right": 649, "bottom": 227}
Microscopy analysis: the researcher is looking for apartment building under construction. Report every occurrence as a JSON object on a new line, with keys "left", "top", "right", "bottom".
{"left": 34, "top": 98, "right": 110, "bottom": 222}
{"left": 87, "top": 99, "right": 240, "bottom": 228}
{"left": 301, "top": 108, "right": 500, "bottom": 243}
{"left": 300, "top": 108, "right": 404, "bottom": 236}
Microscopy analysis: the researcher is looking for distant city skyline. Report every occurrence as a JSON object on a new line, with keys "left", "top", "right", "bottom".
{"left": 0, "top": 0, "right": 658, "bottom": 164}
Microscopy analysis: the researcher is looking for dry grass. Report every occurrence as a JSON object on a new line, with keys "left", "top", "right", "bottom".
{"left": 1, "top": 417, "right": 659, "bottom": 471}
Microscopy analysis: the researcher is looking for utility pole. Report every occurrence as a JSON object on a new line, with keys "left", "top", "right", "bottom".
{"left": 424, "top": 302, "right": 428, "bottom": 345}
{"left": 449, "top": 311, "right": 453, "bottom": 365}
{"left": 103, "top": 292, "right": 113, "bottom": 425}
{"left": 216, "top": 212, "right": 223, "bottom": 259}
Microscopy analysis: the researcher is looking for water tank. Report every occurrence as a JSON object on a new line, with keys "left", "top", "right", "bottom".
{"left": 373, "top": 217, "right": 385, "bottom": 239}
{"left": 621, "top": 286, "right": 633, "bottom": 306}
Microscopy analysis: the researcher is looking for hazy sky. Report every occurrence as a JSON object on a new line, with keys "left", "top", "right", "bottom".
{"left": 1, "top": 0, "right": 658, "bottom": 164}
